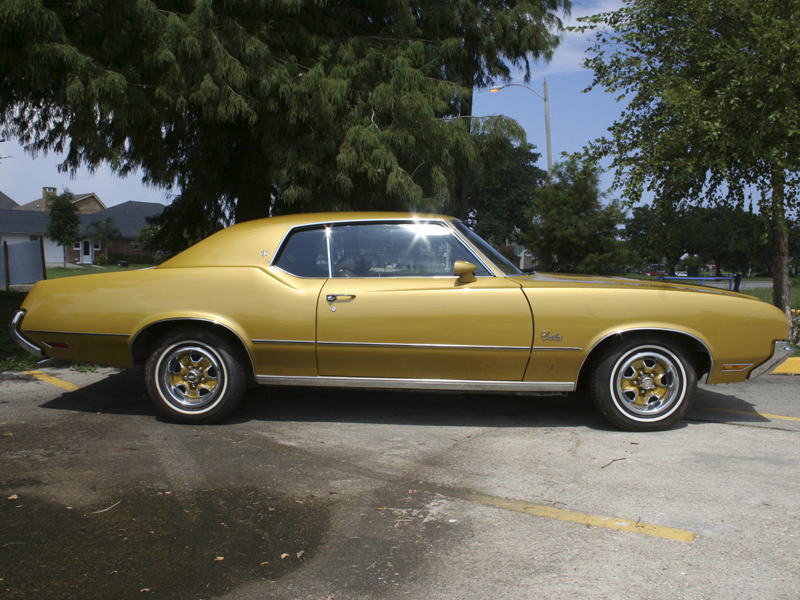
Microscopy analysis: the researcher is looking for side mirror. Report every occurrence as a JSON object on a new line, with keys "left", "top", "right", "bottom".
{"left": 454, "top": 260, "right": 477, "bottom": 284}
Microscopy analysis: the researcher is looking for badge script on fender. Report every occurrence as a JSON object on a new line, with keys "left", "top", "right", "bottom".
{"left": 541, "top": 330, "right": 563, "bottom": 342}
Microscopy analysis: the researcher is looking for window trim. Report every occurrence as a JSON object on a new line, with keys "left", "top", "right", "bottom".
{"left": 271, "top": 218, "right": 497, "bottom": 279}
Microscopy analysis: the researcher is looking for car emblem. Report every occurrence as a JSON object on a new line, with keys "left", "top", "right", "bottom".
{"left": 261, "top": 249, "right": 269, "bottom": 258}
{"left": 541, "top": 330, "right": 563, "bottom": 342}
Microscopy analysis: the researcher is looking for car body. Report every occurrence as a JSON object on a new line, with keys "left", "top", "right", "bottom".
{"left": 9, "top": 212, "right": 794, "bottom": 431}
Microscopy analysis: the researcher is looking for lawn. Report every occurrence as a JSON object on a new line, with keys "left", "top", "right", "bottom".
{"left": 46, "top": 263, "right": 156, "bottom": 279}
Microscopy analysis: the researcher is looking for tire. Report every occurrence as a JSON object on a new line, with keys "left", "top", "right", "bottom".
{"left": 590, "top": 335, "right": 696, "bottom": 431}
{"left": 145, "top": 328, "right": 247, "bottom": 424}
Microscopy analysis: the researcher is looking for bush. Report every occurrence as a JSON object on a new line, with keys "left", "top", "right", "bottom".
{"left": 108, "top": 252, "right": 159, "bottom": 265}
{"left": 94, "top": 253, "right": 108, "bottom": 266}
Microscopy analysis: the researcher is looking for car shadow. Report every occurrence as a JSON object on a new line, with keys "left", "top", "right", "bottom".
{"left": 38, "top": 370, "right": 771, "bottom": 430}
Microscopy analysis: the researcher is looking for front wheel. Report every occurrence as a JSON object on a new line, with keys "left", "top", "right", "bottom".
{"left": 145, "top": 329, "right": 247, "bottom": 424}
{"left": 590, "top": 336, "right": 696, "bottom": 431}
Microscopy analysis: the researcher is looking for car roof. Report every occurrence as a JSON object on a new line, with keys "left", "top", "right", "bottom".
{"left": 159, "top": 212, "right": 458, "bottom": 269}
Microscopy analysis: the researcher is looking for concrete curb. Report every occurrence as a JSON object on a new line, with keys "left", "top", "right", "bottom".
{"left": 773, "top": 357, "right": 800, "bottom": 375}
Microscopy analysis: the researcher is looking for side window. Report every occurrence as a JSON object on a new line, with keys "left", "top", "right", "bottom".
{"left": 274, "top": 227, "right": 329, "bottom": 278}
{"left": 329, "top": 222, "right": 490, "bottom": 277}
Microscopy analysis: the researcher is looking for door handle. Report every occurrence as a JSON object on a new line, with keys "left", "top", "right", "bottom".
{"left": 326, "top": 294, "right": 356, "bottom": 302}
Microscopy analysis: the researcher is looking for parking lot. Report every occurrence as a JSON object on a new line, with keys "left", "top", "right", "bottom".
{"left": 2, "top": 368, "right": 799, "bottom": 599}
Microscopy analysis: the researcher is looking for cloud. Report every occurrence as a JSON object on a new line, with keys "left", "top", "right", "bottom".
{"left": 530, "top": 0, "right": 625, "bottom": 78}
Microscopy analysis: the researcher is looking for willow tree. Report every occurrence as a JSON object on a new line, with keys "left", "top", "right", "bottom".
{"left": 1, "top": 0, "right": 569, "bottom": 252}
{"left": 579, "top": 0, "right": 800, "bottom": 329}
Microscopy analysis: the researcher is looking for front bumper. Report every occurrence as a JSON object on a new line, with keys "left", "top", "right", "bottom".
{"left": 749, "top": 340, "right": 795, "bottom": 379}
{"left": 8, "top": 310, "right": 44, "bottom": 358}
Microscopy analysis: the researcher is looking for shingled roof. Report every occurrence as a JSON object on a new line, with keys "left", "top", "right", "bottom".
{"left": 0, "top": 190, "right": 18, "bottom": 210}
{"left": 0, "top": 201, "right": 164, "bottom": 238}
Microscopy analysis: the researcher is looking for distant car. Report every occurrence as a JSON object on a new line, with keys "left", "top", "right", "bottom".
{"left": 10, "top": 212, "right": 794, "bottom": 431}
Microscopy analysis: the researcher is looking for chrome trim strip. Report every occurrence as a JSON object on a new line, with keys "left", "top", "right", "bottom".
{"left": 252, "top": 339, "right": 315, "bottom": 345}
{"left": 8, "top": 310, "right": 44, "bottom": 358}
{"left": 749, "top": 341, "right": 794, "bottom": 379}
{"left": 256, "top": 374, "right": 575, "bottom": 393}
{"left": 721, "top": 364, "right": 753, "bottom": 372}
{"left": 316, "top": 341, "right": 530, "bottom": 351}
{"left": 531, "top": 346, "right": 583, "bottom": 352}
{"left": 25, "top": 330, "right": 129, "bottom": 338}
{"left": 578, "top": 327, "right": 714, "bottom": 383}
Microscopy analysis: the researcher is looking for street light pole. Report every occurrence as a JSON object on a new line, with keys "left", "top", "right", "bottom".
{"left": 490, "top": 80, "right": 553, "bottom": 181}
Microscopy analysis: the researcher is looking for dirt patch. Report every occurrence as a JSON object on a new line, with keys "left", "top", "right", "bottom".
{"left": 1, "top": 487, "right": 331, "bottom": 599}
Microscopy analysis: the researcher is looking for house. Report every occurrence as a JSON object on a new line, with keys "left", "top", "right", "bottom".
{"left": 0, "top": 200, "right": 164, "bottom": 265}
{"left": 14, "top": 186, "right": 106, "bottom": 214}
{"left": 67, "top": 201, "right": 165, "bottom": 264}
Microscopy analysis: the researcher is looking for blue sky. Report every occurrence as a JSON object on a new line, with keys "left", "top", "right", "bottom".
{"left": 0, "top": 0, "right": 625, "bottom": 209}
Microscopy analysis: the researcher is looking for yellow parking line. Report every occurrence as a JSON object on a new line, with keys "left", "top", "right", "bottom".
{"left": 464, "top": 492, "right": 697, "bottom": 542}
{"left": 26, "top": 370, "right": 82, "bottom": 392}
{"left": 694, "top": 405, "right": 800, "bottom": 422}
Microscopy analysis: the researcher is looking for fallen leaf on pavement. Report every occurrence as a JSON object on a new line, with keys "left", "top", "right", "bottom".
{"left": 214, "top": 556, "right": 224, "bottom": 562}
{"left": 8, "top": 495, "right": 18, "bottom": 500}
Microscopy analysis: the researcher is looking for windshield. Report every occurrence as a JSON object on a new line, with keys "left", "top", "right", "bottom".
{"left": 452, "top": 221, "right": 522, "bottom": 276}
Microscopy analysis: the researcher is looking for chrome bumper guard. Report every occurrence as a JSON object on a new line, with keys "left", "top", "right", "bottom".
{"left": 8, "top": 310, "right": 44, "bottom": 358}
{"left": 749, "top": 340, "right": 795, "bottom": 379}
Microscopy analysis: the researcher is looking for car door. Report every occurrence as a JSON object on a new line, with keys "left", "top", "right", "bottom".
{"left": 316, "top": 221, "right": 533, "bottom": 381}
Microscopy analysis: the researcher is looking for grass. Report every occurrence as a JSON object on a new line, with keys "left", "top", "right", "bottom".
{"left": 46, "top": 263, "right": 155, "bottom": 279}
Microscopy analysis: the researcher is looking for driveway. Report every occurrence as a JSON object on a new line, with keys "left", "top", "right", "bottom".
{"left": 2, "top": 369, "right": 799, "bottom": 599}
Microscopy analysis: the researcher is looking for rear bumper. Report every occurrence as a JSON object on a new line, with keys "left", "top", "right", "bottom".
{"left": 749, "top": 340, "right": 795, "bottom": 379}
{"left": 8, "top": 310, "right": 44, "bottom": 358}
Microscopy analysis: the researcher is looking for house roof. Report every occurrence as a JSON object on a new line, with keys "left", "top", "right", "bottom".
{"left": 0, "top": 191, "right": 18, "bottom": 210}
{"left": 0, "top": 201, "right": 165, "bottom": 238}
{"left": 15, "top": 192, "right": 107, "bottom": 212}
{"left": 0, "top": 208, "right": 48, "bottom": 234}
{"left": 83, "top": 201, "right": 164, "bottom": 238}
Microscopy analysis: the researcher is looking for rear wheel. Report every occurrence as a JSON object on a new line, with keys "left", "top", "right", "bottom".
{"left": 590, "top": 335, "right": 696, "bottom": 431}
{"left": 145, "top": 329, "right": 247, "bottom": 424}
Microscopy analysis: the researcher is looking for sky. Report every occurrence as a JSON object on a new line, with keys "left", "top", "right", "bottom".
{"left": 0, "top": 0, "right": 625, "bottom": 210}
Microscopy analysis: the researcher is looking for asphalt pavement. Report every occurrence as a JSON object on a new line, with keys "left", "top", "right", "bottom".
{"left": 1, "top": 368, "right": 799, "bottom": 599}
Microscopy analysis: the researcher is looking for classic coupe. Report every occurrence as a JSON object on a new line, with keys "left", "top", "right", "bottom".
{"left": 10, "top": 212, "right": 794, "bottom": 431}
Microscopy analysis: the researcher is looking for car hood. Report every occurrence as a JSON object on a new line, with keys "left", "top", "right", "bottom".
{"left": 507, "top": 272, "right": 758, "bottom": 300}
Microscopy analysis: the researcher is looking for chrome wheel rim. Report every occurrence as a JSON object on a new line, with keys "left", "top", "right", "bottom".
{"left": 612, "top": 347, "right": 684, "bottom": 418}
{"left": 159, "top": 344, "right": 225, "bottom": 411}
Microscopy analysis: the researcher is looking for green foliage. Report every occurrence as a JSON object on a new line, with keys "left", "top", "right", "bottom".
{"left": 87, "top": 217, "right": 121, "bottom": 260}
{"left": 1, "top": 0, "right": 570, "bottom": 256}
{"left": 521, "top": 156, "right": 627, "bottom": 274}
{"left": 43, "top": 190, "right": 80, "bottom": 267}
{"left": 465, "top": 142, "right": 546, "bottom": 245}
{"left": 579, "top": 0, "right": 800, "bottom": 318}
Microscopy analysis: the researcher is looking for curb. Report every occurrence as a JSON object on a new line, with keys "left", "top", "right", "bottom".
{"left": 772, "top": 357, "right": 800, "bottom": 375}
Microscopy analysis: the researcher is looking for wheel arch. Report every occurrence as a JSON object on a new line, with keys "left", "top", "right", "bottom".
{"left": 576, "top": 328, "right": 713, "bottom": 389}
{"left": 130, "top": 318, "right": 256, "bottom": 383}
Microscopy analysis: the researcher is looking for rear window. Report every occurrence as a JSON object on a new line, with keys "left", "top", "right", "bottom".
{"left": 273, "top": 227, "right": 329, "bottom": 278}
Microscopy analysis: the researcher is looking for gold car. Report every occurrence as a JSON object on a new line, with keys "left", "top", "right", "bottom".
{"left": 9, "top": 212, "right": 794, "bottom": 431}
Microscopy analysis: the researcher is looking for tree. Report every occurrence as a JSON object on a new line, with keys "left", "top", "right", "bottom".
{"left": 410, "top": 0, "right": 570, "bottom": 219}
{"left": 579, "top": 0, "right": 800, "bottom": 334}
{"left": 521, "top": 156, "right": 627, "bottom": 274}
{"left": 465, "top": 142, "right": 546, "bottom": 245}
{"left": 624, "top": 202, "right": 693, "bottom": 276}
{"left": 44, "top": 190, "right": 80, "bottom": 267}
{"left": 87, "top": 217, "right": 121, "bottom": 261}
{"left": 0, "top": 0, "right": 569, "bottom": 255}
